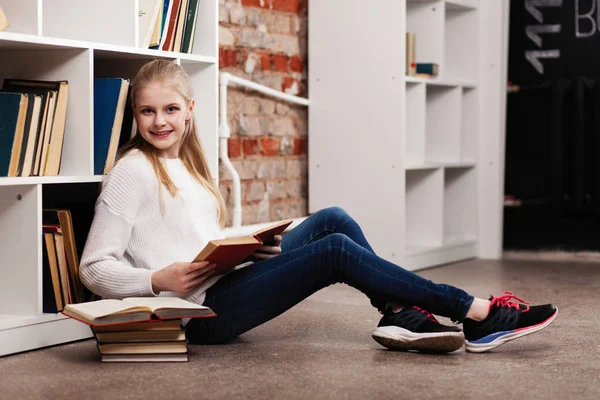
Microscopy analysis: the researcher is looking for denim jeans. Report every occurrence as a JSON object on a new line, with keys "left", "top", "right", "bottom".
{"left": 185, "top": 207, "right": 474, "bottom": 344}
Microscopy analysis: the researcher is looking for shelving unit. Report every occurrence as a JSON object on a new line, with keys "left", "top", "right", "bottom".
{"left": 309, "top": 0, "right": 508, "bottom": 270}
{"left": 0, "top": 0, "right": 218, "bottom": 357}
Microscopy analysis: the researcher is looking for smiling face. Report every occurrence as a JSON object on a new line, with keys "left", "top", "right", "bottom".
{"left": 134, "top": 81, "right": 194, "bottom": 159}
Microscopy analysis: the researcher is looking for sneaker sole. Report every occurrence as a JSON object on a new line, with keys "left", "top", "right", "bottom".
{"left": 465, "top": 307, "right": 559, "bottom": 353}
{"left": 372, "top": 326, "right": 465, "bottom": 353}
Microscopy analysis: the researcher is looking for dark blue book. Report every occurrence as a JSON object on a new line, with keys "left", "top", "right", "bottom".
{"left": 94, "top": 78, "right": 123, "bottom": 175}
{"left": 0, "top": 92, "right": 28, "bottom": 176}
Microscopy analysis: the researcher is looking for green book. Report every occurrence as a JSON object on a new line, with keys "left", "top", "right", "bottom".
{"left": 0, "top": 92, "right": 28, "bottom": 176}
{"left": 182, "top": 0, "right": 199, "bottom": 54}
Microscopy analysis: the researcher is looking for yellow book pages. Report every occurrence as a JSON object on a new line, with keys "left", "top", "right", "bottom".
{"left": 98, "top": 341, "right": 187, "bottom": 354}
{"left": 92, "top": 319, "right": 182, "bottom": 333}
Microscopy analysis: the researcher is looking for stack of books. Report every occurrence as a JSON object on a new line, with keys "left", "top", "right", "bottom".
{"left": 93, "top": 320, "right": 189, "bottom": 363}
{"left": 62, "top": 297, "right": 216, "bottom": 363}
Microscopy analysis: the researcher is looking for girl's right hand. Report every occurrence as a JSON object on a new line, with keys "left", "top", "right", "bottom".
{"left": 151, "top": 261, "right": 217, "bottom": 294}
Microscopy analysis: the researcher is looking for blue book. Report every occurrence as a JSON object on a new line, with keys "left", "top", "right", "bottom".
{"left": 0, "top": 92, "right": 28, "bottom": 176}
{"left": 94, "top": 78, "right": 124, "bottom": 175}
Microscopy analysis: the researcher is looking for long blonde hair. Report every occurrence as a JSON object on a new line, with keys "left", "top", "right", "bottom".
{"left": 118, "top": 59, "right": 227, "bottom": 226}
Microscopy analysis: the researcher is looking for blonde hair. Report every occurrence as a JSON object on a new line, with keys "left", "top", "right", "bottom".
{"left": 118, "top": 59, "right": 227, "bottom": 226}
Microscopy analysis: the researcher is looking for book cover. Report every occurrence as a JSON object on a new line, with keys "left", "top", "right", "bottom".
{"left": 0, "top": 92, "right": 28, "bottom": 176}
{"left": 193, "top": 220, "right": 293, "bottom": 274}
{"left": 182, "top": 0, "right": 199, "bottom": 54}
{"left": 94, "top": 78, "right": 125, "bottom": 175}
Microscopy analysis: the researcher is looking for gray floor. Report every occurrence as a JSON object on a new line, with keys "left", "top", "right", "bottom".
{"left": 1, "top": 257, "right": 599, "bottom": 400}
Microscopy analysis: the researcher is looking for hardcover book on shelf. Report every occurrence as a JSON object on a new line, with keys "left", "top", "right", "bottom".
{"left": 93, "top": 78, "right": 130, "bottom": 175}
{"left": 193, "top": 219, "right": 293, "bottom": 274}
{"left": 0, "top": 92, "right": 28, "bottom": 177}
{"left": 62, "top": 297, "right": 216, "bottom": 326}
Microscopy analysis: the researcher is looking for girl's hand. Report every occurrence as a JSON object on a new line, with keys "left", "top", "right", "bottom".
{"left": 151, "top": 261, "right": 216, "bottom": 294}
{"left": 252, "top": 235, "right": 283, "bottom": 260}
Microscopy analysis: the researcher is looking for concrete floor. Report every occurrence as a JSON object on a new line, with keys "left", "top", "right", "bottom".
{"left": 1, "top": 257, "right": 599, "bottom": 400}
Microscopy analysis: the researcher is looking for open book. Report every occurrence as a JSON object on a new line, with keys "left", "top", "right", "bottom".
{"left": 193, "top": 219, "right": 293, "bottom": 275}
{"left": 62, "top": 297, "right": 215, "bottom": 326}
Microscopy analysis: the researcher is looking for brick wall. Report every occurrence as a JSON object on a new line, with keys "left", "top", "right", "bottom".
{"left": 218, "top": 0, "right": 308, "bottom": 226}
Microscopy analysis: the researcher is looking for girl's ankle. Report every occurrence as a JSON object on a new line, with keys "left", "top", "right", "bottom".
{"left": 465, "top": 298, "right": 491, "bottom": 321}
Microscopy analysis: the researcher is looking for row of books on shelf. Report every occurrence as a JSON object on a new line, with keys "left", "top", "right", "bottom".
{"left": 0, "top": 79, "right": 68, "bottom": 177}
{"left": 406, "top": 32, "right": 439, "bottom": 79}
{"left": 142, "top": 0, "right": 200, "bottom": 53}
{"left": 43, "top": 208, "right": 88, "bottom": 312}
{"left": 0, "top": 77, "right": 136, "bottom": 177}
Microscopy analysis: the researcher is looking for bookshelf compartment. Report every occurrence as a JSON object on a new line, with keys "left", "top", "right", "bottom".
{"left": 0, "top": 48, "right": 93, "bottom": 177}
{"left": 405, "top": 81, "right": 426, "bottom": 166}
{"left": 0, "top": 184, "right": 41, "bottom": 316}
{"left": 443, "top": 167, "right": 476, "bottom": 244}
{"left": 444, "top": 5, "right": 477, "bottom": 81}
{"left": 425, "top": 85, "right": 461, "bottom": 163}
{"left": 461, "top": 87, "right": 477, "bottom": 162}
{"left": 1, "top": 0, "right": 41, "bottom": 35}
{"left": 42, "top": 0, "right": 136, "bottom": 47}
{"left": 181, "top": 60, "right": 219, "bottom": 177}
{"left": 406, "top": 168, "right": 443, "bottom": 254}
{"left": 193, "top": 0, "right": 218, "bottom": 58}
{"left": 406, "top": 0, "right": 444, "bottom": 77}
{"left": 42, "top": 183, "right": 101, "bottom": 263}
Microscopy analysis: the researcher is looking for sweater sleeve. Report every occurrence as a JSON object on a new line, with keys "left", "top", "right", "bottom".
{"left": 79, "top": 156, "right": 157, "bottom": 299}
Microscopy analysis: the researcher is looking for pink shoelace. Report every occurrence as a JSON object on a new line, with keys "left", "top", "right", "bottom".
{"left": 490, "top": 291, "right": 531, "bottom": 312}
{"left": 413, "top": 306, "right": 439, "bottom": 322}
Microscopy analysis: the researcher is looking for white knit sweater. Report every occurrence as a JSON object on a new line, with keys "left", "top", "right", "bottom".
{"left": 80, "top": 149, "right": 225, "bottom": 309}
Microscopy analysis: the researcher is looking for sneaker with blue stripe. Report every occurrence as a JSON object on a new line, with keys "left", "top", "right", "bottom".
{"left": 463, "top": 291, "right": 558, "bottom": 353}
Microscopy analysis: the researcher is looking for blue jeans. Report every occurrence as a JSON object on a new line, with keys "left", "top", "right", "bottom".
{"left": 186, "top": 207, "right": 474, "bottom": 344}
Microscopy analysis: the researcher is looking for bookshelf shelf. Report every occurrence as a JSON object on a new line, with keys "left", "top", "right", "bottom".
{"left": 0, "top": 32, "right": 217, "bottom": 64}
{"left": 0, "top": 0, "right": 219, "bottom": 357}
{"left": 404, "top": 75, "right": 476, "bottom": 88}
{"left": 0, "top": 176, "right": 104, "bottom": 187}
{"left": 309, "top": 0, "right": 508, "bottom": 271}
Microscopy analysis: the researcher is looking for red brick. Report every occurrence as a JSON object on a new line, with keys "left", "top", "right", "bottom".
{"left": 241, "top": 0, "right": 269, "bottom": 8}
{"left": 290, "top": 55, "right": 303, "bottom": 72}
{"left": 256, "top": 51, "right": 271, "bottom": 70}
{"left": 219, "top": 48, "right": 238, "bottom": 67}
{"left": 261, "top": 137, "right": 281, "bottom": 156}
{"left": 243, "top": 139, "right": 260, "bottom": 156}
{"left": 293, "top": 138, "right": 307, "bottom": 155}
{"left": 272, "top": 54, "right": 288, "bottom": 72}
{"left": 272, "top": 0, "right": 300, "bottom": 13}
{"left": 228, "top": 138, "right": 241, "bottom": 158}
{"left": 282, "top": 77, "right": 298, "bottom": 92}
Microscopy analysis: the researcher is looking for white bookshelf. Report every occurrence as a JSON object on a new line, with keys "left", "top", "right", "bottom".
{"left": 0, "top": 0, "right": 218, "bottom": 357}
{"left": 308, "top": 0, "right": 508, "bottom": 270}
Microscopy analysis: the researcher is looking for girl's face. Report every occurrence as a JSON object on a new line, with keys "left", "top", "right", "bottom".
{"left": 134, "top": 81, "right": 194, "bottom": 159}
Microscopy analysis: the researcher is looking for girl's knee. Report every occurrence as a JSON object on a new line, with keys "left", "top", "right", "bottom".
{"left": 319, "top": 206, "right": 350, "bottom": 222}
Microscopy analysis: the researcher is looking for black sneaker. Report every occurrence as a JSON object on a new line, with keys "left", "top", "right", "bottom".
{"left": 372, "top": 306, "right": 464, "bottom": 353}
{"left": 463, "top": 291, "right": 558, "bottom": 353}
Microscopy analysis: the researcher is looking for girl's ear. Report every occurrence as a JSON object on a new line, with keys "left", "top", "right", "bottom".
{"left": 186, "top": 99, "right": 195, "bottom": 121}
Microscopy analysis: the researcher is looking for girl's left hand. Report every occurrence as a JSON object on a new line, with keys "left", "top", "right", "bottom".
{"left": 252, "top": 235, "right": 282, "bottom": 260}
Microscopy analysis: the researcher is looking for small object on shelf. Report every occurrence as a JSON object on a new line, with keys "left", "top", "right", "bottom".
{"left": 416, "top": 63, "right": 439, "bottom": 76}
